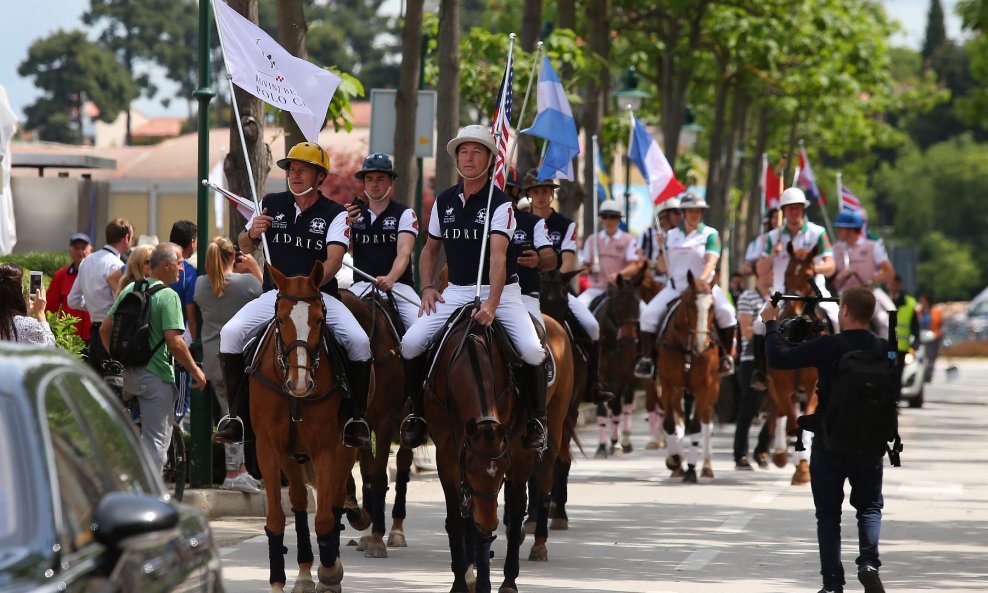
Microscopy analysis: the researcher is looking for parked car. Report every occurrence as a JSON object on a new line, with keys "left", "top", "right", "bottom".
{"left": 899, "top": 329, "right": 937, "bottom": 408}
{"left": 0, "top": 343, "right": 223, "bottom": 593}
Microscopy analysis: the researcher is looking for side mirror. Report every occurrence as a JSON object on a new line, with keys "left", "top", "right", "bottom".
{"left": 91, "top": 492, "right": 179, "bottom": 551}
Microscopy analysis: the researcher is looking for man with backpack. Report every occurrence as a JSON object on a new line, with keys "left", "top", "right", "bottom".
{"left": 100, "top": 242, "right": 206, "bottom": 474}
{"left": 762, "top": 285, "right": 897, "bottom": 593}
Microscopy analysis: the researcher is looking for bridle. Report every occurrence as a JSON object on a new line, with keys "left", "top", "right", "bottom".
{"left": 458, "top": 416, "right": 510, "bottom": 517}
{"left": 602, "top": 285, "right": 639, "bottom": 342}
{"left": 273, "top": 291, "right": 326, "bottom": 397}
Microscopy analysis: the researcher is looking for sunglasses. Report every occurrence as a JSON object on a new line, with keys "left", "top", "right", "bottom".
{"left": 600, "top": 213, "right": 621, "bottom": 220}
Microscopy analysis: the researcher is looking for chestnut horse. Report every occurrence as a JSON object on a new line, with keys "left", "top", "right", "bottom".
{"left": 658, "top": 270, "right": 721, "bottom": 483}
{"left": 425, "top": 305, "right": 535, "bottom": 593}
{"left": 250, "top": 263, "right": 361, "bottom": 593}
{"left": 765, "top": 242, "right": 824, "bottom": 485}
{"left": 595, "top": 273, "right": 642, "bottom": 457}
{"left": 340, "top": 289, "right": 415, "bottom": 558}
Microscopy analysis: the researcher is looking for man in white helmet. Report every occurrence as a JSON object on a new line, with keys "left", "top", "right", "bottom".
{"left": 578, "top": 200, "right": 641, "bottom": 307}
{"left": 399, "top": 125, "right": 549, "bottom": 451}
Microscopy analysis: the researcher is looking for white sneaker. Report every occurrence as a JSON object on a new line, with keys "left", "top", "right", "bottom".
{"left": 241, "top": 472, "right": 263, "bottom": 489}
{"left": 223, "top": 473, "right": 261, "bottom": 494}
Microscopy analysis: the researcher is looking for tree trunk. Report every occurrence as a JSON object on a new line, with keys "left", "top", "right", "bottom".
{"left": 276, "top": 0, "right": 308, "bottom": 152}
{"left": 515, "top": 0, "right": 543, "bottom": 182}
{"left": 394, "top": 0, "right": 424, "bottom": 206}
{"left": 705, "top": 64, "right": 731, "bottom": 229}
{"left": 581, "top": 0, "right": 609, "bottom": 236}
{"left": 435, "top": 0, "right": 460, "bottom": 192}
{"left": 555, "top": 0, "right": 580, "bottom": 224}
{"left": 558, "top": 0, "right": 575, "bottom": 30}
{"left": 224, "top": 0, "right": 271, "bottom": 246}
{"left": 520, "top": 0, "right": 542, "bottom": 52}
{"left": 746, "top": 104, "right": 772, "bottom": 250}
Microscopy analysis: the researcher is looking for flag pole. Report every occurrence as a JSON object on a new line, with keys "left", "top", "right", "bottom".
{"left": 505, "top": 41, "right": 543, "bottom": 171}
{"left": 591, "top": 134, "right": 602, "bottom": 275}
{"left": 760, "top": 152, "right": 767, "bottom": 220}
{"left": 475, "top": 33, "right": 516, "bottom": 299}
{"left": 340, "top": 261, "right": 420, "bottom": 306}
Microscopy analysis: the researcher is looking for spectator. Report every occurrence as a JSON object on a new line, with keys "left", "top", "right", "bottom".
{"left": 0, "top": 263, "right": 56, "bottom": 347}
{"left": 917, "top": 292, "right": 942, "bottom": 383}
{"left": 110, "top": 244, "right": 154, "bottom": 296}
{"left": 728, "top": 271, "right": 744, "bottom": 306}
{"left": 194, "top": 237, "right": 263, "bottom": 493}
{"left": 169, "top": 220, "right": 199, "bottom": 338}
{"left": 887, "top": 274, "right": 919, "bottom": 400}
{"left": 732, "top": 269, "right": 772, "bottom": 470}
{"left": 68, "top": 218, "right": 133, "bottom": 373}
{"left": 46, "top": 233, "right": 93, "bottom": 342}
{"left": 100, "top": 243, "right": 206, "bottom": 475}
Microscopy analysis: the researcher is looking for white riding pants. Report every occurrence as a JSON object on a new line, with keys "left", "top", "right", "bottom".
{"left": 576, "top": 287, "right": 605, "bottom": 309}
{"left": 219, "top": 288, "right": 372, "bottom": 361}
{"left": 401, "top": 282, "right": 546, "bottom": 365}
{"left": 640, "top": 283, "right": 736, "bottom": 333}
{"left": 348, "top": 280, "right": 422, "bottom": 334}
{"left": 521, "top": 294, "right": 546, "bottom": 329}
{"left": 567, "top": 293, "right": 600, "bottom": 341}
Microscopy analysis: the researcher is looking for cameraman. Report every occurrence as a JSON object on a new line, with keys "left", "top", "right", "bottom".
{"left": 761, "top": 285, "right": 888, "bottom": 593}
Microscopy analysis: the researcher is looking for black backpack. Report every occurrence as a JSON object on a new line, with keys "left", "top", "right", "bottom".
{"left": 821, "top": 334, "right": 902, "bottom": 463}
{"left": 109, "top": 280, "right": 169, "bottom": 367}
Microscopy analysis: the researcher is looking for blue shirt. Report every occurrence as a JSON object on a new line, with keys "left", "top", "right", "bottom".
{"left": 168, "top": 260, "right": 198, "bottom": 324}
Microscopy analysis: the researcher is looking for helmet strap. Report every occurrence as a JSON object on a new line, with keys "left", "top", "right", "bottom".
{"left": 289, "top": 186, "right": 316, "bottom": 197}
{"left": 364, "top": 183, "right": 392, "bottom": 203}
{"left": 454, "top": 153, "right": 494, "bottom": 181}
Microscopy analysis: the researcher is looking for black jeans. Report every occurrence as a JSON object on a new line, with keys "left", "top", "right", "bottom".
{"left": 733, "top": 359, "right": 765, "bottom": 461}
{"left": 86, "top": 322, "right": 111, "bottom": 375}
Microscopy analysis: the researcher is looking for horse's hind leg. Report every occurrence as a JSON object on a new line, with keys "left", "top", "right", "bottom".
{"left": 549, "top": 459, "right": 570, "bottom": 530}
{"left": 388, "top": 446, "right": 413, "bottom": 547}
{"left": 608, "top": 396, "right": 622, "bottom": 454}
{"left": 594, "top": 402, "right": 609, "bottom": 458}
{"left": 700, "top": 421, "right": 715, "bottom": 479}
{"left": 682, "top": 415, "right": 701, "bottom": 484}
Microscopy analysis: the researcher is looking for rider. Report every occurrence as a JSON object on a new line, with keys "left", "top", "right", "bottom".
{"left": 508, "top": 172, "right": 556, "bottom": 324}
{"left": 831, "top": 208, "right": 895, "bottom": 338}
{"left": 214, "top": 142, "right": 374, "bottom": 449}
{"left": 398, "top": 125, "right": 549, "bottom": 451}
{"left": 577, "top": 200, "right": 641, "bottom": 308}
{"left": 743, "top": 208, "right": 778, "bottom": 278}
{"left": 634, "top": 192, "right": 738, "bottom": 379}
{"left": 526, "top": 170, "right": 613, "bottom": 403}
{"left": 646, "top": 197, "right": 683, "bottom": 291}
{"left": 344, "top": 152, "right": 421, "bottom": 332}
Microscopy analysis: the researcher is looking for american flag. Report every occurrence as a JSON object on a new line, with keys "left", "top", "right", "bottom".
{"left": 840, "top": 183, "right": 865, "bottom": 214}
{"left": 490, "top": 55, "right": 514, "bottom": 191}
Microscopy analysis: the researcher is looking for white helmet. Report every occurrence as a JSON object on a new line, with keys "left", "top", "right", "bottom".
{"left": 657, "top": 197, "right": 681, "bottom": 213}
{"left": 598, "top": 200, "right": 622, "bottom": 216}
{"left": 516, "top": 196, "right": 532, "bottom": 211}
{"left": 446, "top": 125, "right": 497, "bottom": 159}
{"left": 779, "top": 187, "right": 810, "bottom": 208}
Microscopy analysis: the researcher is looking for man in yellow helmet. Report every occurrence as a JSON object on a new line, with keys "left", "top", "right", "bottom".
{"left": 215, "top": 142, "right": 374, "bottom": 449}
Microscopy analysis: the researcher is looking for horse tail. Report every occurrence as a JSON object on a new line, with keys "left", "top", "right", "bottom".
{"left": 559, "top": 410, "right": 582, "bottom": 463}
{"left": 302, "top": 459, "right": 317, "bottom": 486}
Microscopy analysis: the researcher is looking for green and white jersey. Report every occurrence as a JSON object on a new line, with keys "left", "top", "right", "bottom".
{"left": 764, "top": 220, "right": 833, "bottom": 294}
{"left": 665, "top": 222, "right": 720, "bottom": 288}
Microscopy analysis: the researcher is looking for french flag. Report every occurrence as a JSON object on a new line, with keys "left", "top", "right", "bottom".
{"left": 628, "top": 113, "right": 684, "bottom": 205}
{"left": 840, "top": 183, "right": 865, "bottom": 214}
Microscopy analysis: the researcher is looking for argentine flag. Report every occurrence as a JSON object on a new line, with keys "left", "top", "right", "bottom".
{"left": 521, "top": 56, "right": 580, "bottom": 180}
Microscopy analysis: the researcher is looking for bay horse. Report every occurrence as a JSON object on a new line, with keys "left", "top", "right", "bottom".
{"left": 339, "top": 289, "right": 415, "bottom": 558}
{"left": 765, "top": 242, "right": 824, "bottom": 485}
{"left": 250, "top": 263, "right": 361, "bottom": 593}
{"left": 594, "top": 272, "right": 642, "bottom": 458}
{"left": 425, "top": 304, "right": 535, "bottom": 593}
{"left": 658, "top": 270, "right": 721, "bottom": 483}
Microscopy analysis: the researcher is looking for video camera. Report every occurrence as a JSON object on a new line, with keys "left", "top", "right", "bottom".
{"left": 770, "top": 278, "right": 840, "bottom": 345}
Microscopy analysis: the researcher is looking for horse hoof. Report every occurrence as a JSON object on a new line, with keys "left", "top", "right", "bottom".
{"left": 609, "top": 445, "right": 623, "bottom": 456}
{"left": 701, "top": 466, "right": 714, "bottom": 479}
{"left": 645, "top": 439, "right": 660, "bottom": 450}
{"left": 291, "top": 578, "right": 316, "bottom": 593}
{"left": 594, "top": 445, "right": 608, "bottom": 459}
{"left": 523, "top": 521, "right": 536, "bottom": 535}
{"left": 622, "top": 442, "right": 633, "bottom": 454}
{"left": 773, "top": 452, "right": 789, "bottom": 468}
{"left": 791, "top": 460, "right": 811, "bottom": 485}
{"left": 387, "top": 529, "right": 407, "bottom": 547}
{"left": 549, "top": 518, "right": 568, "bottom": 530}
{"left": 315, "top": 559, "right": 343, "bottom": 593}
{"left": 355, "top": 534, "right": 369, "bottom": 551}
{"left": 670, "top": 467, "right": 685, "bottom": 478}
{"left": 682, "top": 467, "right": 698, "bottom": 484}
{"left": 665, "top": 454, "right": 682, "bottom": 470}
{"left": 347, "top": 507, "right": 372, "bottom": 531}
{"left": 498, "top": 586, "right": 519, "bottom": 593}
{"left": 528, "top": 542, "right": 548, "bottom": 562}
{"left": 364, "top": 541, "right": 388, "bottom": 559}
{"left": 345, "top": 539, "right": 358, "bottom": 547}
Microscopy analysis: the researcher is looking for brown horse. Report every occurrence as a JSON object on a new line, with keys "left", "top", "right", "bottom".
{"left": 250, "top": 263, "right": 361, "bottom": 593}
{"left": 765, "top": 242, "right": 823, "bottom": 485}
{"left": 658, "top": 270, "right": 721, "bottom": 483}
{"left": 339, "top": 289, "right": 415, "bottom": 558}
{"left": 425, "top": 305, "right": 535, "bottom": 593}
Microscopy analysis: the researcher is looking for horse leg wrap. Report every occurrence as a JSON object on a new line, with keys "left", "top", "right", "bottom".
{"left": 392, "top": 470, "right": 409, "bottom": 519}
{"left": 316, "top": 508, "right": 344, "bottom": 570}
{"left": 610, "top": 415, "right": 621, "bottom": 442}
{"left": 648, "top": 410, "right": 660, "bottom": 439}
{"left": 474, "top": 531, "right": 496, "bottom": 593}
{"left": 371, "top": 486, "right": 388, "bottom": 534}
{"left": 685, "top": 433, "right": 701, "bottom": 466}
{"left": 552, "top": 459, "right": 570, "bottom": 510}
{"left": 293, "top": 510, "right": 314, "bottom": 566}
{"left": 264, "top": 527, "right": 288, "bottom": 586}
{"left": 445, "top": 517, "right": 469, "bottom": 579}
{"left": 597, "top": 416, "right": 608, "bottom": 445}
{"left": 503, "top": 514, "right": 524, "bottom": 583}
{"left": 535, "top": 494, "right": 550, "bottom": 538}
{"left": 774, "top": 416, "right": 788, "bottom": 452}
{"left": 702, "top": 422, "right": 714, "bottom": 462}
{"left": 622, "top": 402, "right": 634, "bottom": 433}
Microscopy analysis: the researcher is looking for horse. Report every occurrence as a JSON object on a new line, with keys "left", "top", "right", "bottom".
{"left": 657, "top": 269, "right": 721, "bottom": 483}
{"left": 765, "top": 242, "right": 824, "bottom": 485}
{"left": 250, "top": 263, "right": 362, "bottom": 593}
{"left": 339, "top": 289, "right": 415, "bottom": 558}
{"left": 594, "top": 272, "right": 643, "bottom": 458}
{"left": 636, "top": 264, "right": 667, "bottom": 451}
{"left": 424, "top": 304, "right": 536, "bottom": 593}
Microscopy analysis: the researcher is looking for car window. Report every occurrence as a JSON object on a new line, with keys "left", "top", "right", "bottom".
{"left": 0, "top": 398, "right": 20, "bottom": 540}
{"left": 969, "top": 300, "right": 988, "bottom": 316}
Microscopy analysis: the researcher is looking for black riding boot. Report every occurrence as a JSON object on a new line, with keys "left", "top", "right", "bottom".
{"left": 717, "top": 325, "right": 737, "bottom": 376}
{"left": 214, "top": 353, "right": 249, "bottom": 444}
{"left": 521, "top": 361, "right": 549, "bottom": 451}
{"left": 399, "top": 354, "right": 429, "bottom": 449}
{"left": 342, "top": 360, "right": 373, "bottom": 449}
{"left": 634, "top": 331, "right": 658, "bottom": 379}
{"left": 586, "top": 340, "right": 613, "bottom": 403}
{"left": 750, "top": 334, "right": 768, "bottom": 391}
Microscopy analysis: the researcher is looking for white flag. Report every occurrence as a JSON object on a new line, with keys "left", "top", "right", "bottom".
{"left": 0, "top": 85, "right": 18, "bottom": 255}
{"left": 212, "top": 0, "right": 342, "bottom": 142}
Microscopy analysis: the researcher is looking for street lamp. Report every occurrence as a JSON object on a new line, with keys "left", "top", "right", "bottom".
{"left": 613, "top": 67, "right": 651, "bottom": 227}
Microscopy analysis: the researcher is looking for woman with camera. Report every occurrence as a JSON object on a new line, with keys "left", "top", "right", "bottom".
{"left": 193, "top": 236, "right": 263, "bottom": 493}
{"left": 0, "top": 263, "right": 56, "bottom": 346}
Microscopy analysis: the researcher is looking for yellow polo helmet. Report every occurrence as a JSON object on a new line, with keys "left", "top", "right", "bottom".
{"left": 277, "top": 142, "right": 330, "bottom": 174}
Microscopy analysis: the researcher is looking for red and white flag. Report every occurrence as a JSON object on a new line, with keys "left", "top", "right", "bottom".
{"left": 490, "top": 53, "right": 514, "bottom": 191}
{"left": 840, "top": 183, "right": 864, "bottom": 214}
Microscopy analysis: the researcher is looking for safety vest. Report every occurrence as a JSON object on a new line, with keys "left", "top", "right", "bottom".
{"left": 896, "top": 294, "right": 917, "bottom": 352}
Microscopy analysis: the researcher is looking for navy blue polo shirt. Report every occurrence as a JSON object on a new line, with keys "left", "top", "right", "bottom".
{"left": 350, "top": 199, "right": 418, "bottom": 287}
{"left": 510, "top": 208, "right": 553, "bottom": 294}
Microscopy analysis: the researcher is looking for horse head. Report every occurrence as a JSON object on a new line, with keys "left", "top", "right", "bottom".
{"left": 634, "top": 261, "right": 660, "bottom": 303}
{"left": 604, "top": 274, "right": 640, "bottom": 341}
{"left": 682, "top": 270, "right": 715, "bottom": 355}
{"left": 268, "top": 262, "right": 326, "bottom": 397}
{"left": 538, "top": 268, "right": 581, "bottom": 324}
{"left": 784, "top": 242, "right": 820, "bottom": 315}
{"left": 461, "top": 415, "right": 510, "bottom": 535}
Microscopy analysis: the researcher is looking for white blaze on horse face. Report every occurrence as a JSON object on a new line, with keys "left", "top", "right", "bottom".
{"left": 694, "top": 293, "right": 713, "bottom": 353}
{"left": 289, "top": 300, "right": 311, "bottom": 393}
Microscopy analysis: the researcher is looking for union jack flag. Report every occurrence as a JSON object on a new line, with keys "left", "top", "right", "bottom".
{"left": 840, "top": 183, "right": 865, "bottom": 214}
{"left": 490, "top": 56, "right": 514, "bottom": 191}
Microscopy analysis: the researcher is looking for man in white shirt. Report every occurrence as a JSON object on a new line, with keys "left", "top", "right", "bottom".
{"left": 68, "top": 218, "right": 133, "bottom": 373}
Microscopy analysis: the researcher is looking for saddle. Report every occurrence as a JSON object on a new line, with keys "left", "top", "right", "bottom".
{"left": 563, "top": 309, "right": 590, "bottom": 363}
{"left": 589, "top": 293, "right": 607, "bottom": 315}
{"left": 361, "top": 291, "right": 405, "bottom": 361}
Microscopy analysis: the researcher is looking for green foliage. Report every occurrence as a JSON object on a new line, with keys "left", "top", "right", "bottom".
{"left": 915, "top": 232, "right": 981, "bottom": 300}
{"left": 922, "top": 0, "right": 949, "bottom": 62}
{"left": 17, "top": 30, "right": 139, "bottom": 143}
{"left": 47, "top": 312, "right": 86, "bottom": 359}
{"left": 0, "top": 252, "right": 70, "bottom": 278}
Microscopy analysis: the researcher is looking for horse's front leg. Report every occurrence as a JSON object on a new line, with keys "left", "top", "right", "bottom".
{"left": 256, "top": 439, "right": 289, "bottom": 592}
{"left": 388, "top": 446, "right": 413, "bottom": 548}
{"left": 661, "top": 386, "right": 685, "bottom": 476}
{"left": 280, "top": 461, "right": 315, "bottom": 593}
{"left": 500, "top": 449, "right": 532, "bottom": 593}
{"left": 313, "top": 447, "right": 356, "bottom": 593}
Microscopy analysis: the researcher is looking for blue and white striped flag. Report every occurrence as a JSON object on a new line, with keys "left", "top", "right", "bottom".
{"left": 521, "top": 56, "right": 580, "bottom": 180}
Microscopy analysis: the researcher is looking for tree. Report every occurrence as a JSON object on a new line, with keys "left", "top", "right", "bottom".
{"left": 436, "top": 0, "right": 462, "bottom": 191}
{"left": 393, "top": 0, "right": 425, "bottom": 207}
{"left": 276, "top": 0, "right": 309, "bottom": 152}
{"left": 18, "top": 30, "right": 138, "bottom": 144}
{"left": 922, "top": 0, "right": 948, "bottom": 64}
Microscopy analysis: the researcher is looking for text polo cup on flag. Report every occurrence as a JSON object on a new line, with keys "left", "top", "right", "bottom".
{"left": 628, "top": 113, "right": 684, "bottom": 205}
{"left": 212, "top": 0, "right": 342, "bottom": 142}
{"left": 521, "top": 56, "right": 580, "bottom": 181}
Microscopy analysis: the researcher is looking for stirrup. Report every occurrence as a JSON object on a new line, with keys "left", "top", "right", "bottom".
{"left": 399, "top": 415, "right": 428, "bottom": 449}
{"left": 718, "top": 356, "right": 735, "bottom": 377}
{"left": 593, "top": 383, "right": 614, "bottom": 404}
{"left": 750, "top": 370, "right": 768, "bottom": 391}
{"left": 214, "top": 415, "right": 244, "bottom": 445}
{"left": 523, "top": 418, "right": 547, "bottom": 452}
{"left": 634, "top": 357, "right": 655, "bottom": 380}
{"left": 343, "top": 418, "right": 372, "bottom": 449}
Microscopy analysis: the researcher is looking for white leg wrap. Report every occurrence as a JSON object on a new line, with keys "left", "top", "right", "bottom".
{"left": 685, "top": 433, "right": 701, "bottom": 466}
{"left": 666, "top": 432, "right": 684, "bottom": 457}
{"left": 597, "top": 416, "right": 608, "bottom": 445}
{"left": 648, "top": 410, "right": 660, "bottom": 439}
{"left": 622, "top": 403, "right": 634, "bottom": 433}
{"left": 702, "top": 422, "right": 714, "bottom": 462}
{"left": 774, "top": 416, "right": 788, "bottom": 453}
{"left": 610, "top": 415, "right": 621, "bottom": 441}
{"left": 796, "top": 429, "right": 812, "bottom": 462}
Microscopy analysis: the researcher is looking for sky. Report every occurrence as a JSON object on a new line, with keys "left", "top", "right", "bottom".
{"left": 0, "top": 0, "right": 967, "bottom": 123}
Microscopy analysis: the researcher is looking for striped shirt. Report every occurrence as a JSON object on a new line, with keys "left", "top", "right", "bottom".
{"left": 736, "top": 288, "right": 768, "bottom": 361}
